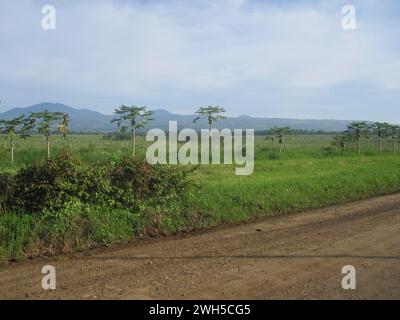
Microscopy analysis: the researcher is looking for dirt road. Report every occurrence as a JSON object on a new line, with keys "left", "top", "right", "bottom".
{"left": 1, "top": 193, "right": 400, "bottom": 299}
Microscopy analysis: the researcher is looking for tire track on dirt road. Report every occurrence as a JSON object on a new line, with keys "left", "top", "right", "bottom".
{"left": 1, "top": 193, "right": 400, "bottom": 299}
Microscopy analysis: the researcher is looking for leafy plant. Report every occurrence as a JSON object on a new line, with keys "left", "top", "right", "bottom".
{"left": 0, "top": 116, "right": 26, "bottom": 165}
{"left": 331, "top": 133, "right": 351, "bottom": 156}
{"left": 109, "top": 156, "right": 195, "bottom": 208}
{"left": 387, "top": 124, "right": 400, "bottom": 154}
{"left": 0, "top": 173, "right": 13, "bottom": 214}
{"left": 193, "top": 106, "right": 226, "bottom": 130}
{"left": 371, "top": 122, "right": 390, "bottom": 153}
{"left": 25, "top": 109, "right": 65, "bottom": 159}
{"left": 345, "top": 121, "right": 371, "bottom": 155}
{"left": 58, "top": 113, "right": 70, "bottom": 145}
{"left": 11, "top": 151, "right": 82, "bottom": 213}
{"left": 267, "top": 127, "right": 293, "bottom": 156}
{"left": 111, "top": 105, "right": 153, "bottom": 157}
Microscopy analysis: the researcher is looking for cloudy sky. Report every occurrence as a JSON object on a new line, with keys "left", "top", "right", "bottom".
{"left": 0, "top": 0, "right": 399, "bottom": 121}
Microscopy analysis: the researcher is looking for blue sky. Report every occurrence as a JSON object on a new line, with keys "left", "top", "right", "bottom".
{"left": 0, "top": 0, "right": 399, "bottom": 121}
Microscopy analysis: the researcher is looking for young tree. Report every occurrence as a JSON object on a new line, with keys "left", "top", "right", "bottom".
{"left": 193, "top": 106, "right": 226, "bottom": 130}
{"left": 346, "top": 121, "right": 371, "bottom": 155}
{"left": 387, "top": 125, "right": 400, "bottom": 154}
{"left": 26, "top": 109, "right": 65, "bottom": 159}
{"left": 111, "top": 105, "right": 153, "bottom": 156}
{"left": 371, "top": 122, "right": 390, "bottom": 153}
{"left": 267, "top": 127, "right": 292, "bottom": 156}
{"left": 332, "top": 133, "right": 351, "bottom": 156}
{"left": 0, "top": 115, "right": 25, "bottom": 165}
{"left": 58, "top": 113, "right": 70, "bottom": 145}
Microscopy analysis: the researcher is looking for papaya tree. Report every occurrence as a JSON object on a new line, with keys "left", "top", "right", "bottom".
{"left": 58, "top": 113, "right": 70, "bottom": 145}
{"left": 346, "top": 121, "right": 371, "bottom": 155}
{"left": 387, "top": 125, "right": 400, "bottom": 154}
{"left": 371, "top": 122, "right": 390, "bottom": 153}
{"left": 111, "top": 105, "right": 153, "bottom": 157}
{"left": 193, "top": 106, "right": 226, "bottom": 130}
{"left": 0, "top": 115, "right": 25, "bottom": 165}
{"left": 26, "top": 109, "right": 64, "bottom": 159}
{"left": 267, "top": 127, "right": 292, "bottom": 156}
{"left": 332, "top": 133, "right": 351, "bottom": 156}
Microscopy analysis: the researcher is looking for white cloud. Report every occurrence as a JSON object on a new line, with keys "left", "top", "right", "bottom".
{"left": 0, "top": 0, "right": 399, "bottom": 121}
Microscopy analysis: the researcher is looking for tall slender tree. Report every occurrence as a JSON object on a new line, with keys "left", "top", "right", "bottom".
{"left": 346, "top": 121, "right": 371, "bottom": 155}
{"left": 111, "top": 105, "right": 153, "bottom": 156}
{"left": 193, "top": 106, "right": 226, "bottom": 130}
{"left": 58, "top": 113, "right": 70, "bottom": 146}
{"left": 387, "top": 125, "right": 400, "bottom": 154}
{"left": 26, "top": 109, "right": 65, "bottom": 159}
{"left": 267, "top": 127, "right": 292, "bottom": 156}
{"left": 332, "top": 133, "right": 351, "bottom": 156}
{"left": 0, "top": 115, "right": 25, "bottom": 165}
{"left": 371, "top": 122, "right": 390, "bottom": 153}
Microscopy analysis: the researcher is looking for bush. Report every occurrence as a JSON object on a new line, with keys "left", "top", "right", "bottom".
{"left": 11, "top": 151, "right": 82, "bottom": 213}
{"left": 109, "top": 156, "right": 194, "bottom": 208}
{"left": 4, "top": 153, "right": 195, "bottom": 215}
{"left": 0, "top": 172, "right": 13, "bottom": 214}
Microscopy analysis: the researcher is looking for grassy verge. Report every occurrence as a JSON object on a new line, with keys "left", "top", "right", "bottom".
{"left": 189, "top": 156, "right": 400, "bottom": 225}
{"left": 1, "top": 155, "right": 400, "bottom": 261}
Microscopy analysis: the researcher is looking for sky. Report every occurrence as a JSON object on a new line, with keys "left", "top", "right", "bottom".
{"left": 0, "top": 0, "right": 399, "bottom": 121}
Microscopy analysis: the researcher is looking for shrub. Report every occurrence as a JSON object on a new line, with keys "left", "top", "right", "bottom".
{"left": 0, "top": 172, "right": 13, "bottom": 214}
{"left": 11, "top": 151, "right": 82, "bottom": 213}
{"left": 6, "top": 153, "right": 195, "bottom": 215}
{"left": 109, "top": 156, "right": 195, "bottom": 208}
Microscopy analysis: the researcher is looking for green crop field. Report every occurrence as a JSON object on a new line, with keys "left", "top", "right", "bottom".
{"left": 1, "top": 134, "right": 400, "bottom": 261}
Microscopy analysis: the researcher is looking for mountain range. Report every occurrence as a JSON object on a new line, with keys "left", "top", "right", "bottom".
{"left": 0, "top": 102, "right": 352, "bottom": 133}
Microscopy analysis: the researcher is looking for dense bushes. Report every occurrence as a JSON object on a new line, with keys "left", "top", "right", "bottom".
{"left": 0, "top": 173, "right": 13, "bottom": 214}
{"left": 1, "top": 151, "right": 194, "bottom": 215}
{"left": 0, "top": 152, "right": 198, "bottom": 260}
{"left": 11, "top": 152, "right": 82, "bottom": 213}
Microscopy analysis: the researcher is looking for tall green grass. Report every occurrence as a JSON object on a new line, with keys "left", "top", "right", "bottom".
{"left": 1, "top": 134, "right": 400, "bottom": 260}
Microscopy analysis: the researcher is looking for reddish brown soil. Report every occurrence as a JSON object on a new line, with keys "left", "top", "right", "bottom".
{"left": 1, "top": 193, "right": 399, "bottom": 299}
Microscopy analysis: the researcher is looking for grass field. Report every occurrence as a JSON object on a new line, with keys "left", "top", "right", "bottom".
{"left": 1, "top": 134, "right": 400, "bottom": 260}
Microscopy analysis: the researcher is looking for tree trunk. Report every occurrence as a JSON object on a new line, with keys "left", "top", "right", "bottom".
{"left": 11, "top": 145, "right": 14, "bottom": 166}
{"left": 131, "top": 128, "right": 136, "bottom": 157}
{"left": 279, "top": 141, "right": 283, "bottom": 155}
{"left": 47, "top": 136, "right": 50, "bottom": 159}
{"left": 393, "top": 139, "right": 396, "bottom": 154}
{"left": 357, "top": 138, "right": 360, "bottom": 155}
{"left": 379, "top": 136, "right": 382, "bottom": 153}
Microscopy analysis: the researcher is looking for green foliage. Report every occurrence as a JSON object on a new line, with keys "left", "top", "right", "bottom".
{"left": 23, "top": 109, "right": 66, "bottom": 159}
{"left": 58, "top": 113, "right": 70, "bottom": 141}
{"left": 0, "top": 115, "right": 28, "bottom": 165}
{"left": 345, "top": 121, "right": 371, "bottom": 154}
{"left": 109, "top": 156, "right": 194, "bottom": 208}
{"left": 266, "top": 127, "right": 293, "bottom": 155}
{"left": 2, "top": 134, "right": 400, "bottom": 261}
{"left": 111, "top": 105, "right": 153, "bottom": 130}
{"left": 11, "top": 151, "right": 82, "bottom": 213}
{"left": 111, "top": 105, "right": 153, "bottom": 156}
{"left": 0, "top": 173, "right": 13, "bottom": 214}
{"left": 4, "top": 151, "right": 194, "bottom": 215}
{"left": 193, "top": 106, "right": 226, "bottom": 129}
{"left": 102, "top": 132, "right": 131, "bottom": 141}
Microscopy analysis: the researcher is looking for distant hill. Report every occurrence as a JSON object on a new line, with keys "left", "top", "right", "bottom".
{"left": 0, "top": 103, "right": 114, "bottom": 132}
{"left": 0, "top": 102, "right": 352, "bottom": 133}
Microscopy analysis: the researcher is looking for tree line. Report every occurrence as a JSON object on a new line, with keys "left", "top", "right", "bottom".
{"left": 332, "top": 121, "right": 400, "bottom": 155}
{"left": 1, "top": 105, "right": 399, "bottom": 165}
{"left": 0, "top": 105, "right": 225, "bottom": 164}
{"left": 0, "top": 110, "right": 70, "bottom": 165}
{"left": 266, "top": 121, "right": 400, "bottom": 156}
